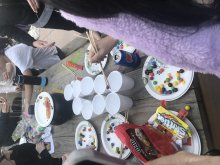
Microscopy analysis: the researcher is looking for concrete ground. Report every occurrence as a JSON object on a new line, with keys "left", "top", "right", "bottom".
{"left": 38, "top": 28, "right": 82, "bottom": 49}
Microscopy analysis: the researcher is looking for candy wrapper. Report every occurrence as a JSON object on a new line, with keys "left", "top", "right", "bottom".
{"left": 152, "top": 106, "right": 191, "bottom": 139}
{"left": 115, "top": 123, "right": 178, "bottom": 163}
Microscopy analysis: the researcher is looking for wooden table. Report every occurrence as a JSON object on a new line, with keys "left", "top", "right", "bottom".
{"left": 32, "top": 40, "right": 208, "bottom": 160}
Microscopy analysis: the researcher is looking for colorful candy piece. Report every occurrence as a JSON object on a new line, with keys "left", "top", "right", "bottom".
{"left": 153, "top": 81, "right": 157, "bottom": 85}
{"left": 152, "top": 61, "right": 156, "bottom": 65}
{"left": 111, "top": 143, "right": 115, "bottom": 147}
{"left": 152, "top": 64, "right": 157, "bottom": 68}
{"left": 168, "top": 83, "right": 173, "bottom": 87}
{"left": 159, "top": 68, "right": 164, "bottom": 73}
{"left": 166, "top": 78, "right": 171, "bottom": 82}
{"left": 185, "top": 105, "right": 191, "bottom": 111}
{"left": 78, "top": 141, "right": 82, "bottom": 146}
{"left": 149, "top": 72, "right": 154, "bottom": 77}
{"left": 173, "top": 81, "right": 179, "bottom": 87}
{"left": 159, "top": 84, "right": 164, "bottom": 88}
{"left": 176, "top": 72, "right": 180, "bottom": 77}
{"left": 179, "top": 69, "right": 185, "bottom": 73}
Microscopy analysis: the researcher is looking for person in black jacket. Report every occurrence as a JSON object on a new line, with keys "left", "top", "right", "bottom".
{"left": 0, "top": 97, "right": 19, "bottom": 147}
{"left": 0, "top": 0, "right": 86, "bottom": 48}
{"left": 0, "top": 142, "right": 62, "bottom": 165}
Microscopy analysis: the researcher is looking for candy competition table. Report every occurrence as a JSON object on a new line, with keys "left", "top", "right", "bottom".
{"left": 32, "top": 39, "right": 208, "bottom": 160}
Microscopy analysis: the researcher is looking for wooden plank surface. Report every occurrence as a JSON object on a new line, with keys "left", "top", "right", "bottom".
{"left": 32, "top": 44, "right": 208, "bottom": 159}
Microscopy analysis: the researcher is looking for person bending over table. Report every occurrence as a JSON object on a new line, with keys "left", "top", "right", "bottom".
{"left": 44, "top": 0, "right": 220, "bottom": 78}
{"left": 0, "top": 37, "right": 63, "bottom": 112}
{"left": 0, "top": 142, "right": 68, "bottom": 165}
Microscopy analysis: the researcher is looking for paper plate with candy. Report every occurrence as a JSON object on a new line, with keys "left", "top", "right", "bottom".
{"left": 142, "top": 56, "right": 194, "bottom": 101}
{"left": 35, "top": 92, "right": 54, "bottom": 127}
{"left": 148, "top": 107, "right": 201, "bottom": 155}
{"left": 101, "top": 113, "right": 131, "bottom": 159}
{"left": 84, "top": 44, "right": 108, "bottom": 75}
{"left": 75, "top": 121, "right": 98, "bottom": 150}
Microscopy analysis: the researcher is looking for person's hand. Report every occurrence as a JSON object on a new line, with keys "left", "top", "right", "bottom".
{"left": 88, "top": 36, "right": 117, "bottom": 63}
{"left": 33, "top": 40, "right": 55, "bottom": 48}
{"left": 2, "top": 71, "right": 12, "bottom": 81}
{"left": 35, "top": 142, "right": 46, "bottom": 154}
{"left": 27, "top": 0, "right": 40, "bottom": 13}
{"left": 0, "top": 97, "right": 9, "bottom": 113}
{"left": 62, "top": 153, "right": 70, "bottom": 163}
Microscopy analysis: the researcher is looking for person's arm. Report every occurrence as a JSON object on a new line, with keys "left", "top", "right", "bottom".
{"left": 2, "top": 63, "right": 14, "bottom": 81}
{"left": 23, "top": 69, "right": 34, "bottom": 112}
{"left": 146, "top": 151, "right": 220, "bottom": 165}
{"left": 0, "top": 56, "right": 8, "bottom": 72}
{"left": 0, "top": 25, "right": 35, "bottom": 46}
{"left": 27, "top": 0, "right": 40, "bottom": 13}
{"left": 0, "top": 25, "right": 50, "bottom": 48}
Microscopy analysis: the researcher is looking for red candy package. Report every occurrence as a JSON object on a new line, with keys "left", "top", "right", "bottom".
{"left": 115, "top": 123, "right": 178, "bottom": 163}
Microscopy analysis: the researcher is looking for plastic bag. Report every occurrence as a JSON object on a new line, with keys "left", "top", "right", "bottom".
{"left": 115, "top": 123, "right": 178, "bottom": 163}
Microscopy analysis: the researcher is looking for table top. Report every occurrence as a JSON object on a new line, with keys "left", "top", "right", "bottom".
{"left": 32, "top": 40, "right": 208, "bottom": 160}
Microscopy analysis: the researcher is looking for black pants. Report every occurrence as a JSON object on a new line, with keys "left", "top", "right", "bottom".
{"left": 44, "top": 11, "right": 86, "bottom": 33}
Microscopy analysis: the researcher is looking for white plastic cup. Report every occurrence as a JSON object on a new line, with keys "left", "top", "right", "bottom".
{"left": 81, "top": 100, "right": 97, "bottom": 120}
{"left": 105, "top": 93, "right": 133, "bottom": 115}
{"left": 72, "top": 97, "right": 90, "bottom": 115}
{"left": 64, "top": 84, "right": 74, "bottom": 101}
{"left": 94, "top": 74, "right": 110, "bottom": 94}
{"left": 72, "top": 80, "right": 84, "bottom": 97}
{"left": 71, "top": 80, "right": 76, "bottom": 86}
{"left": 107, "top": 71, "right": 134, "bottom": 92}
{"left": 80, "top": 76, "right": 95, "bottom": 96}
{"left": 92, "top": 95, "right": 106, "bottom": 115}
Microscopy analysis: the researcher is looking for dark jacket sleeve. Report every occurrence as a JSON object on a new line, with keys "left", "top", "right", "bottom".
{"left": 0, "top": 25, "right": 35, "bottom": 46}
{"left": 0, "top": 112, "right": 10, "bottom": 145}
{"left": 40, "top": 149, "right": 62, "bottom": 165}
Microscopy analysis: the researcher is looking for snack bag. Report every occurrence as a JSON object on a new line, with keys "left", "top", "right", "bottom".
{"left": 115, "top": 123, "right": 178, "bottom": 163}
{"left": 153, "top": 106, "right": 191, "bottom": 139}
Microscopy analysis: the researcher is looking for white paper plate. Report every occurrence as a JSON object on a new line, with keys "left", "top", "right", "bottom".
{"left": 101, "top": 113, "right": 131, "bottom": 159}
{"left": 110, "top": 40, "right": 136, "bottom": 56}
{"left": 148, "top": 110, "right": 201, "bottom": 155}
{"left": 75, "top": 121, "right": 98, "bottom": 150}
{"left": 84, "top": 44, "right": 108, "bottom": 75}
{"left": 35, "top": 92, "right": 54, "bottom": 127}
{"left": 142, "top": 56, "right": 194, "bottom": 101}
